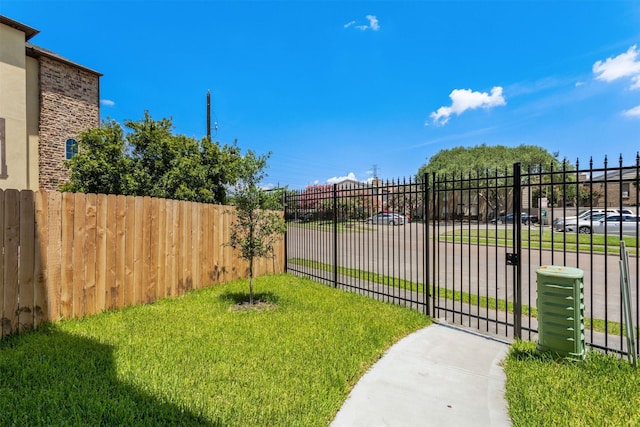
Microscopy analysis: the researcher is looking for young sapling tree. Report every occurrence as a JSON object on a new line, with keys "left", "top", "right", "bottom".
{"left": 227, "top": 151, "right": 286, "bottom": 305}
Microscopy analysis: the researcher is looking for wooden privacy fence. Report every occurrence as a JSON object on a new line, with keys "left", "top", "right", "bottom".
{"left": 0, "top": 189, "right": 284, "bottom": 337}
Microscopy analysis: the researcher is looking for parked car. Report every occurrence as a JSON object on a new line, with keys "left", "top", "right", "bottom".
{"left": 491, "top": 213, "right": 536, "bottom": 225}
{"left": 553, "top": 208, "right": 634, "bottom": 232}
{"left": 366, "top": 212, "right": 406, "bottom": 225}
{"left": 563, "top": 213, "right": 607, "bottom": 234}
{"left": 383, "top": 211, "right": 411, "bottom": 222}
{"left": 591, "top": 214, "right": 640, "bottom": 236}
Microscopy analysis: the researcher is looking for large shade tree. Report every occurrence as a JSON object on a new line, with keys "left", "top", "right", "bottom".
{"left": 62, "top": 112, "right": 243, "bottom": 204}
{"left": 417, "top": 144, "right": 562, "bottom": 178}
{"left": 416, "top": 144, "right": 568, "bottom": 219}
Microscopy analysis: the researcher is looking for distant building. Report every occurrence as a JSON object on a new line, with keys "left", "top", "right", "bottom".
{"left": 585, "top": 168, "right": 639, "bottom": 208}
{"left": 0, "top": 15, "right": 101, "bottom": 191}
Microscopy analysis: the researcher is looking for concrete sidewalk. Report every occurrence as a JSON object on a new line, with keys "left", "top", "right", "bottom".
{"left": 331, "top": 322, "right": 512, "bottom": 427}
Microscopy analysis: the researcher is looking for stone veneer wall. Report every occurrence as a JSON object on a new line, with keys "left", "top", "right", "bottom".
{"left": 38, "top": 55, "right": 99, "bottom": 190}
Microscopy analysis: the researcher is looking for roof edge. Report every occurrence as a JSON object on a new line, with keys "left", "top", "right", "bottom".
{"left": 26, "top": 43, "right": 103, "bottom": 77}
{"left": 0, "top": 15, "right": 39, "bottom": 40}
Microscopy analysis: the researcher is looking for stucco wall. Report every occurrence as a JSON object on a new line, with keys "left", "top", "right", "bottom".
{"left": 0, "top": 22, "right": 29, "bottom": 189}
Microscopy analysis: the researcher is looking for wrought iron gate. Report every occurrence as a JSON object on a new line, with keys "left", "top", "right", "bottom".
{"left": 428, "top": 163, "right": 523, "bottom": 339}
{"left": 284, "top": 156, "right": 640, "bottom": 354}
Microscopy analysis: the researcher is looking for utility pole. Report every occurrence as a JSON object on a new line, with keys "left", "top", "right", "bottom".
{"left": 206, "top": 90, "right": 211, "bottom": 140}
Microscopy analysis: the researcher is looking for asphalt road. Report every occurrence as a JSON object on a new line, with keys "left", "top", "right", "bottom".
{"left": 287, "top": 221, "right": 639, "bottom": 328}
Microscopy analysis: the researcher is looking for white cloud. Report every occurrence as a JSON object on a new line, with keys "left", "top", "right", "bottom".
{"left": 593, "top": 45, "right": 640, "bottom": 89}
{"left": 575, "top": 81, "right": 584, "bottom": 87}
{"left": 428, "top": 86, "right": 506, "bottom": 125}
{"left": 622, "top": 105, "right": 640, "bottom": 118}
{"left": 346, "top": 15, "right": 380, "bottom": 31}
{"left": 100, "top": 99, "right": 115, "bottom": 107}
{"left": 327, "top": 172, "right": 358, "bottom": 184}
{"left": 366, "top": 15, "right": 380, "bottom": 31}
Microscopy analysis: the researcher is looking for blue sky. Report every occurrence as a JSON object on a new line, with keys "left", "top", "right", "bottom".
{"left": 3, "top": 1, "right": 640, "bottom": 189}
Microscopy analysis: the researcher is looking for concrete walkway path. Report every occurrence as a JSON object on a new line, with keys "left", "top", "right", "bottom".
{"left": 331, "top": 322, "right": 512, "bottom": 427}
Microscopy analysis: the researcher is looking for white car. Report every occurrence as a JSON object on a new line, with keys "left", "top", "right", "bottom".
{"left": 366, "top": 212, "right": 406, "bottom": 225}
{"left": 591, "top": 214, "right": 640, "bottom": 236}
{"left": 553, "top": 208, "right": 634, "bottom": 232}
{"left": 564, "top": 213, "right": 607, "bottom": 234}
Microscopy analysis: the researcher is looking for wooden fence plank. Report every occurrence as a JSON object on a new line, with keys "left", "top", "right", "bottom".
{"left": 177, "top": 201, "right": 185, "bottom": 295}
{"left": 18, "top": 190, "right": 35, "bottom": 332}
{"left": 84, "top": 194, "right": 97, "bottom": 316}
{"left": 218, "top": 205, "right": 223, "bottom": 283}
{"left": 163, "top": 199, "right": 173, "bottom": 298}
{"left": 33, "top": 191, "right": 48, "bottom": 327}
{"left": 46, "top": 191, "right": 62, "bottom": 320}
{"left": 106, "top": 194, "right": 117, "bottom": 309}
{"left": 146, "top": 197, "right": 158, "bottom": 303}
{"left": 191, "top": 202, "right": 199, "bottom": 289}
{"left": 229, "top": 208, "right": 243, "bottom": 282}
{"left": 95, "top": 194, "right": 107, "bottom": 313}
{"left": 124, "top": 196, "right": 135, "bottom": 307}
{"left": 170, "top": 200, "right": 178, "bottom": 297}
{"left": 202, "top": 204, "right": 211, "bottom": 286}
{"left": 141, "top": 196, "right": 152, "bottom": 303}
{"left": 184, "top": 200, "right": 192, "bottom": 292}
{"left": 224, "top": 208, "right": 235, "bottom": 281}
{"left": 60, "top": 192, "right": 75, "bottom": 319}
{"left": 133, "top": 196, "right": 144, "bottom": 305}
{"left": 116, "top": 195, "right": 127, "bottom": 308}
{"left": 208, "top": 205, "right": 216, "bottom": 284}
{"left": 157, "top": 198, "right": 166, "bottom": 300}
{"left": 3, "top": 190, "right": 20, "bottom": 335}
{"left": 72, "top": 194, "right": 86, "bottom": 318}
{"left": 212, "top": 205, "right": 221, "bottom": 284}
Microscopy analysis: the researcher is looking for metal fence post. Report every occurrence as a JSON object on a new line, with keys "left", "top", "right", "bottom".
{"left": 513, "top": 162, "right": 522, "bottom": 339}
{"left": 423, "top": 173, "right": 430, "bottom": 317}
{"left": 282, "top": 190, "right": 288, "bottom": 274}
{"left": 333, "top": 183, "right": 338, "bottom": 288}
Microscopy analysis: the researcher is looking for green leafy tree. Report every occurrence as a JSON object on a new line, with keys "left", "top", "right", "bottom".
{"left": 417, "top": 144, "right": 566, "bottom": 219}
{"left": 417, "top": 144, "right": 562, "bottom": 178}
{"left": 227, "top": 151, "right": 286, "bottom": 305}
{"left": 62, "top": 112, "right": 243, "bottom": 203}
{"left": 61, "top": 119, "right": 136, "bottom": 195}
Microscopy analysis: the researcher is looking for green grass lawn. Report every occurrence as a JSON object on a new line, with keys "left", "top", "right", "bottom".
{"left": 3, "top": 272, "right": 639, "bottom": 426}
{"left": 0, "top": 274, "right": 430, "bottom": 426}
{"left": 441, "top": 227, "right": 638, "bottom": 255}
{"left": 289, "top": 258, "right": 626, "bottom": 336}
{"left": 504, "top": 341, "right": 640, "bottom": 426}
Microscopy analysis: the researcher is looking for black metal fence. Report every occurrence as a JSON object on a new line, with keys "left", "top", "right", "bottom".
{"left": 284, "top": 156, "right": 640, "bottom": 356}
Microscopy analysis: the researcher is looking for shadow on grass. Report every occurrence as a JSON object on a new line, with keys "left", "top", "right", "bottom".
{"left": 218, "top": 291, "right": 280, "bottom": 305}
{"left": 508, "top": 341, "right": 583, "bottom": 364}
{"left": 0, "top": 324, "right": 216, "bottom": 426}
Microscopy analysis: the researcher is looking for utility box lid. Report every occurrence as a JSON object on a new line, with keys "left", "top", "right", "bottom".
{"left": 536, "top": 265, "right": 584, "bottom": 279}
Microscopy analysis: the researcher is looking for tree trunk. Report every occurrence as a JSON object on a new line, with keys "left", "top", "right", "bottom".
{"left": 249, "top": 257, "right": 254, "bottom": 305}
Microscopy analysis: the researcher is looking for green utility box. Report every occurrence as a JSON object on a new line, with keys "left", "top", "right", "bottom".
{"left": 536, "top": 265, "right": 586, "bottom": 360}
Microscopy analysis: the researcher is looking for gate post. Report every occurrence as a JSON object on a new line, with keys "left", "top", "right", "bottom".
{"left": 512, "top": 162, "right": 522, "bottom": 339}
{"left": 423, "top": 173, "right": 430, "bottom": 317}
{"left": 282, "top": 190, "right": 288, "bottom": 274}
{"left": 333, "top": 183, "right": 338, "bottom": 288}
